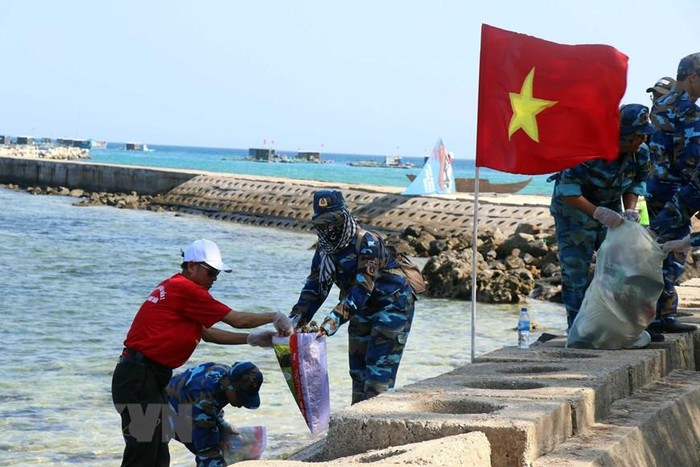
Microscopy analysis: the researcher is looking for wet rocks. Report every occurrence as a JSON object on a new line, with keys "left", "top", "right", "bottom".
{"left": 15, "top": 184, "right": 167, "bottom": 212}
{"left": 387, "top": 224, "right": 560, "bottom": 304}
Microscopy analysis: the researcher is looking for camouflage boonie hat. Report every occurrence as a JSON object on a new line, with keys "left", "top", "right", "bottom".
{"left": 227, "top": 361, "right": 263, "bottom": 409}
{"left": 677, "top": 53, "right": 700, "bottom": 80}
{"left": 619, "top": 104, "right": 655, "bottom": 136}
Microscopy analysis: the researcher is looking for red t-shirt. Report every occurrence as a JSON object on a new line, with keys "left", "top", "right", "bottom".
{"left": 124, "top": 273, "right": 231, "bottom": 368}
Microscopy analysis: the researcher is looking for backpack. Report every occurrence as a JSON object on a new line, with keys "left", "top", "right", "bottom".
{"left": 356, "top": 229, "right": 426, "bottom": 294}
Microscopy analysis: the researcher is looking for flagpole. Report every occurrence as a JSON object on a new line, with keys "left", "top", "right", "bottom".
{"left": 471, "top": 167, "right": 480, "bottom": 362}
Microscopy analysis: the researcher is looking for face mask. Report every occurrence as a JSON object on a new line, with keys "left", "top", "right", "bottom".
{"left": 313, "top": 212, "right": 345, "bottom": 242}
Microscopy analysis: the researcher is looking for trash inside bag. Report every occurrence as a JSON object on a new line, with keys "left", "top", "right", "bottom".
{"left": 273, "top": 333, "right": 330, "bottom": 435}
{"left": 221, "top": 426, "right": 267, "bottom": 464}
{"left": 567, "top": 221, "right": 666, "bottom": 350}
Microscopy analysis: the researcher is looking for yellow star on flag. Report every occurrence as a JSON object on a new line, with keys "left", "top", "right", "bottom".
{"left": 508, "top": 67, "right": 557, "bottom": 142}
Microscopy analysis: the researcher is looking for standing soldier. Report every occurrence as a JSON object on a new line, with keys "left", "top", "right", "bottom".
{"left": 646, "top": 53, "right": 700, "bottom": 334}
{"left": 289, "top": 190, "right": 417, "bottom": 404}
{"left": 549, "top": 104, "right": 654, "bottom": 331}
{"left": 646, "top": 76, "right": 676, "bottom": 110}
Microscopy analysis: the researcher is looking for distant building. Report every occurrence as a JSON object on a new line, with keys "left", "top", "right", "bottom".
{"left": 56, "top": 138, "right": 76, "bottom": 147}
{"left": 16, "top": 136, "right": 34, "bottom": 145}
{"left": 296, "top": 151, "right": 321, "bottom": 163}
{"left": 126, "top": 142, "right": 148, "bottom": 151}
{"left": 0, "top": 135, "right": 11, "bottom": 145}
{"left": 248, "top": 148, "right": 276, "bottom": 162}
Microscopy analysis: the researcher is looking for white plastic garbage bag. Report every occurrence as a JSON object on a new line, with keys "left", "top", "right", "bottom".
{"left": 567, "top": 221, "right": 666, "bottom": 349}
{"left": 273, "top": 333, "right": 330, "bottom": 435}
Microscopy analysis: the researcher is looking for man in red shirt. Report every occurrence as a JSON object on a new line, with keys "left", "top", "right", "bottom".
{"left": 111, "top": 239, "right": 292, "bottom": 467}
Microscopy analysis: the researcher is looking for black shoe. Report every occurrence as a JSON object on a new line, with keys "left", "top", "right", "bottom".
{"left": 648, "top": 330, "right": 665, "bottom": 342}
{"left": 647, "top": 316, "right": 698, "bottom": 333}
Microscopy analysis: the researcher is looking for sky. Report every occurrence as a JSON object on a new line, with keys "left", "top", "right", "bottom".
{"left": 1, "top": 1, "right": 698, "bottom": 158}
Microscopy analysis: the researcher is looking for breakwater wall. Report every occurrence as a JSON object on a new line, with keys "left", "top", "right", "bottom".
{"left": 0, "top": 156, "right": 196, "bottom": 196}
{"left": 0, "top": 156, "right": 555, "bottom": 237}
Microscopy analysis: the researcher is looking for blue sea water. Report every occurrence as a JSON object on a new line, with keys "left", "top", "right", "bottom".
{"left": 86, "top": 143, "right": 555, "bottom": 195}
{"left": 0, "top": 144, "right": 566, "bottom": 465}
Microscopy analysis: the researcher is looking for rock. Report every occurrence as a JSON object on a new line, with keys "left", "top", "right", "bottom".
{"left": 497, "top": 232, "right": 549, "bottom": 258}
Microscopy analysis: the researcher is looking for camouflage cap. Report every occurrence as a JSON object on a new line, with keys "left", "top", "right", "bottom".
{"left": 312, "top": 190, "right": 347, "bottom": 220}
{"left": 619, "top": 104, "right": 655, "bottom": 136}
{"left": 677, "top": 53, "right": 700, "bottom": 80}
{"left": 646, "top": 76, "right": 675, "bottom": 95}
{"left": 226, "top": 361, "right": 263, "bottom": 409}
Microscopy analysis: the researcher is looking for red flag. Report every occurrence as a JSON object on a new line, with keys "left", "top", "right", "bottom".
{"left": 475, "top": 24, "right": 628, "bottom": 175}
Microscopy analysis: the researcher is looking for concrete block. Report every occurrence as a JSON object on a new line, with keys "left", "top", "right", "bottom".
{"left": 313, "top": 391, "right": 569, "bottom": 466}
{"left": 242, "top": 432, "right": 491, "bottom": 466}
{"left": 474, "top": 344, "right": 668, "bottom": 414}
{"left": 532, "top": 370, "right": 700, "bottom": 466}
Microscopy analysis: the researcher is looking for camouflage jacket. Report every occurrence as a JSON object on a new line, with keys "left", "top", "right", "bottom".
{"left": 290, "top": 229, "right": 408, "bottom": 334}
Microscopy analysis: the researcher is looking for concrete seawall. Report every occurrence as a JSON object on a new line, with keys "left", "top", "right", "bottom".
{"left": 0, "top": 156, "right": 197, "bottom": 196}
{"left": 0, "top": 156, "right": 554, "bottom": 237}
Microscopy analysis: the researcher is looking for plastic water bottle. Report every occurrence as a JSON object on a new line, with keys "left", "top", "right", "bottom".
{"left": 517, "top": 307, "right": 530, "bottom": 349}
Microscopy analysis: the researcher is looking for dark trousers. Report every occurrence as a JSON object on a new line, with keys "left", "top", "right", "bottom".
{"left": 111, "top": 352, "right": 173, "bottom": 467}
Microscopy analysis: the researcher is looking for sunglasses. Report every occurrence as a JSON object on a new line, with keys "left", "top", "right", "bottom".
{"left": 197, "top": 262, "right": 220, "bottom": 278}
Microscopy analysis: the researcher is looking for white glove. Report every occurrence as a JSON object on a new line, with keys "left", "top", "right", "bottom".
{"left": 592, "top": 206, "right": 624, "bottom": 229}
{"left": 661, "top": 235, "right": 692, "bottom": 254}
{"left": 246, "top": 329, "right": 276, "bottom": 348}
{"left": 621, "top": 209, "right": 640, "bottom": 223}
{"left": 289, "top": 314, "right": 302, "bottom": 329}
{"left": 273, "top": 311, "right": 294, "bottom": 336}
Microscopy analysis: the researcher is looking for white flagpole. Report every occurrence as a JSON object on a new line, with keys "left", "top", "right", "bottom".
{"left": 471, "top": 167, "right": 481, "bottom": 362}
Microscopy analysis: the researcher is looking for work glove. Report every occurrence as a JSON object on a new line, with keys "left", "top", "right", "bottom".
{"left": 621, "top": 209, "right": 640, "bottom": 223}
{"left": 273, "top": 311, "right": 294, "bottom": 336}
{"left": 246, "top": 329, "right": 277, "bottom": 348}
{"left": 661, "top": 235, "right": 692, "bottom": 254}
{"left": 289, "top": 314, "right": 302, "bottom": 329}
{"left": 592, "top": 206, "right": 624, "bottom": 229}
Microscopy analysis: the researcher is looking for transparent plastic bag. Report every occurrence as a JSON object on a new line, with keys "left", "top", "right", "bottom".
{"left": 221, "top": 426, "right": 266, "bottom": 464}
{"left": 566, "top": 221, "right": 666, "bottom": 349}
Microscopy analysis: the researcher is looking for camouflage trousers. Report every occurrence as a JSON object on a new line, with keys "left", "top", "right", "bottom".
{"left": 553, "top": 212, "right": 607, "bottom": 329}
{"left": 347, "top": 287, "right": 415, "bottom": 404}
{"left": 647, "top": 199, "right": 690, "bottom": 318}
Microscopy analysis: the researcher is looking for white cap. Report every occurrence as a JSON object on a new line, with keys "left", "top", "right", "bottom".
{"left": 182, "top": 239, "right": 232, "bottom": 272}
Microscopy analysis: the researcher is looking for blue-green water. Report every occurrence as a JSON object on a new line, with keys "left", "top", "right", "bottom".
{"left": 0, "top": 147, "right": 565, "bottom": 465}
{"left": 86, "top": 143, "right": 555, "bottom": 195}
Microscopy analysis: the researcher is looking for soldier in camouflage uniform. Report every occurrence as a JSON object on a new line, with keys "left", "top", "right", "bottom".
{"left": 549, "top": 104, "right": 654, "bottom": 329}
{"left": 289, "top": 190, "right": 416, "bottom": 404}
{"left": 166, "top": 361, "right": 263, "bottom": 467}
{"left": 645, "top": 52, "right": 700, "bottom": 334}
{"left": 646, "top": 76, "right": 676, "bottom": 111}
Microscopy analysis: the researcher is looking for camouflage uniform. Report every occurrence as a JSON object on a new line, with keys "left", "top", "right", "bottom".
{"left": 166, "top": 362, "right": 262, "bottom": 467}
{"left": 291, "top": 226, "right": 415, "bottom": 404}
{"left": 550, "top": 138, "right": 651, "bottom": 328}
{"left": 646, "top": 85, "right": 700, "bottom": 319}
